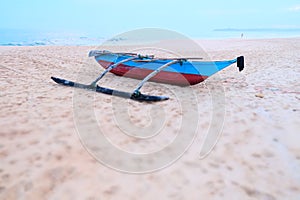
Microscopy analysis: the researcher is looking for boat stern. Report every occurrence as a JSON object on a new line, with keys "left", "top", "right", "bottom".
{"left": 237, "top": 56, "right": 244, "bottom": 72}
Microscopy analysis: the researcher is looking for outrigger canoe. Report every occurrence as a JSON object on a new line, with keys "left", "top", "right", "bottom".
{"left": 51, "top": 50, "right": 244, "bottom": 102}
{"left": 89, "top": 50, "right": 244, "bottom": 86}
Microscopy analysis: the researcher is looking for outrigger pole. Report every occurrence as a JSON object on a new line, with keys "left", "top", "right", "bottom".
{"left": 90, "top": 56, "right": 140, "bottom": 87}
{"left": 90, "top": 55, "right": 182, "bottom": 99}
{"left": 132, "top": 59, "right": 181, "bottom": 97}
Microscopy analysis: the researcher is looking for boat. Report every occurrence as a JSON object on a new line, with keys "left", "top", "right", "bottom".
{"left": 51, "top": 50, "right": 244, "bottom": 102}
{"left": 89, "top": 50, "right": 244, "bottom": 86}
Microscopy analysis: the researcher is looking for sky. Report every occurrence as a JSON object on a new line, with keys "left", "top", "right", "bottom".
{"left": 0, "top": 0, "right": 300, "bottom": 37}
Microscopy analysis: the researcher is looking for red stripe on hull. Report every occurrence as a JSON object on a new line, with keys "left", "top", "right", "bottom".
{"left": 98, "top": 60, "right": 207, "bottom": 86}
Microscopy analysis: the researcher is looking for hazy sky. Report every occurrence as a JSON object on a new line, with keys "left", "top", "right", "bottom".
{"left": 1, "top": 0, "right": 299, "bottom": 37}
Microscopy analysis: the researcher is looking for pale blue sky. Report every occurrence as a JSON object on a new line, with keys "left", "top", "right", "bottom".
{"left": 1, "top": 0, "right": 299, "bottom": 37}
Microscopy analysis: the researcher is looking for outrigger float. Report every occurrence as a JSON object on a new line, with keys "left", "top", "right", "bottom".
{"left": 51, "top": 50, "right": 244, "bottom": 102}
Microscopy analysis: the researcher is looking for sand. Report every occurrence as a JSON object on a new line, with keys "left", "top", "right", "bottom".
{"left": 0, "top": 38, "right": 300, "bottom": 199}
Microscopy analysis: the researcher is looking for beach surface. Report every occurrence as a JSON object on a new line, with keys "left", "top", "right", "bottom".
{"left": 0, "top": 38, "right": 300, "bottom": 199}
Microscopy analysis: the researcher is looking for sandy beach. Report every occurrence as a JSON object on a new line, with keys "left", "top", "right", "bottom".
{"left": 0, "top": 37, "right": 300, "bottom": 199}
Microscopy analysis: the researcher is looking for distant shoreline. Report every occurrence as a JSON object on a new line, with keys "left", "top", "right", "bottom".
{"left": 214, "top": 28, "right": 300, "bottom": 32}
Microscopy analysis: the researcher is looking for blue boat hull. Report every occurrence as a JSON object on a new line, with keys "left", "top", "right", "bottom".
{"left": 91, "top": 52, "right": 242, "bottom": 86}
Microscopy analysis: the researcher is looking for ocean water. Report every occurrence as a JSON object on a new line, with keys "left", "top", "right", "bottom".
{"left": 1, "top": 28, "right": 300, "bottom": 46}
{"left": 0, "top": 29, "right": 105, "bottom": 46}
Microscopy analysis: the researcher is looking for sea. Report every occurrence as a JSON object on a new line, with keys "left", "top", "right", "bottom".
{"left": 1, "top": 28, "right": 300, "bottom": 46}
{"left": 0, "top": 29, "right": 106, "bottom": 46}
